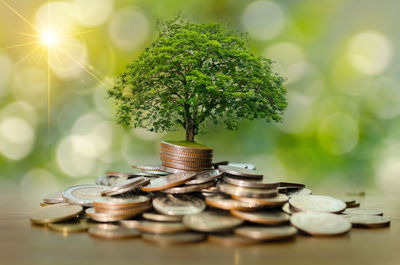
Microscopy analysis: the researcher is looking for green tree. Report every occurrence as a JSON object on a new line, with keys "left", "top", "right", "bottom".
{"left": 108, "top": 16, "right": 287, "bottom": 142}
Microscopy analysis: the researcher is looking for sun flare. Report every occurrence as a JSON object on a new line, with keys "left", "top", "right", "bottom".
{"left": 40, "top": 31, "right": 59, "bottom": 46}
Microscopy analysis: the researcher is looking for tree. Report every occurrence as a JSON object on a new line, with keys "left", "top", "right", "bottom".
{"left": 108, "top": 16, "right": 287, "bottom": 142}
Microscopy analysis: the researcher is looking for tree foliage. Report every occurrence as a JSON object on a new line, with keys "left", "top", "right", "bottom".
{"left": 108, "top": 16, "right": 287, "bottom": 141}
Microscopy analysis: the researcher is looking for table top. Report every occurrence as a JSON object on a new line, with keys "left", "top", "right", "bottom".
{"left": 1, "top": 185, "right": 399, "bottom": 265}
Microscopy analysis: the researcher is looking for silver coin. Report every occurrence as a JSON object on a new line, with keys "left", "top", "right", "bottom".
{"left": 141, "top": 171, "right": 170, "bottom": 176}
{"left": 183, "top": 210, "right": 244, "bottom": 232}
{"left": 159, "top": 166, "right": 190, "bottom": 174}
{"left": 218, "top": 182, "right": 278, "bottom": 198}
{"left": 141, "top": 172, "right": 196, "bottom": 192}
{"left": 232, "top": 193, "right": 289, "bottom": 206}
{"left": 142, "top": 212, "right": 183, "bottom": 222}
{"left": 218, "top": 165, "right": 262, "bottom": 179}
{"left": 230, "top": 209, "right": 290, "bottom": 225}
{"left": 142, "top": 232, "right": 205, "bottom": 245}
{"left": 153, "top": 195, "right": 206, "bottom": 216}
{"left": 223, "top": 176, "right": 280, "bottom": 189}
{"left": 290, "top": 212, "right": 351, "bottom": 236}
{"left": 93, "top": 196, "right": 151, "bottom": 209}
{"left": 89, "top": 224, "right": 140, "bottom": 239}
{"left": 63, "top": 185, "right": 108, "bottom": 207}
{"left": 132, "top": 165, "right": 163, "bottom": 171}
{"left": 289, "top": 195, "right": 346, "bottom": 213}
{"left": 205, "top": 195, "right": 264, "bottom": 211}
{"left": 227, "top": 163, "right": 256, "bottom": 170}
{"left": 235, "top": 225, "right": 297, "bottom": 241}
{"left": 137, "top": 221, "right": 188, "bottom": 234}
{"left": 286, "top": 188, "right": 312, "bottom": 197}
{"left": 162, "top": 182, "right": 215, "bottom": 194}
{"left": 342, "top": 215, "right": 390, "bottom": 228}
{"left": 342, "top": 208, "right": 383, "bottom": 216}
{"left": 101, "top": 177, "right": 150, "bottom": 196}
{"left": 43, "top": 192, "right": 65, "bottom": 204}
{"left": 96, "top": 175, "right": 127, "bottom": 186}
{"left": 185, "top": 170, "right": 223, "bottom": 185}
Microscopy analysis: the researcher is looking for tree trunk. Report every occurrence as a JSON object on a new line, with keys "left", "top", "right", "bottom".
{"left": 185, "top": 123, "right": 195, "bottom": 142}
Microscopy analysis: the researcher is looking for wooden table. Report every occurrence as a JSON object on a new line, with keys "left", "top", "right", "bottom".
{"left": 1, "top": 185, "right": 399, "bottom": 265}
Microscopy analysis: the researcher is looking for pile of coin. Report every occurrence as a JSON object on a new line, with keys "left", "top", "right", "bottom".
{"left": 159, "top": 141, "right": 213, "bottom": 172}
{"left": 31, "top": 161, "right": 390, "bottom": 245}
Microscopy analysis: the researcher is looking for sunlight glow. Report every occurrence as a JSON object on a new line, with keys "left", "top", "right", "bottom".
{"left": 40, "top": 31, "right": 59, "bottom": 46}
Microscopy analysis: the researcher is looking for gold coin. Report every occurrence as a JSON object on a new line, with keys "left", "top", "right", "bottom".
{"left": 161, "top": 161, "right": 212, "bottom": 171}
{"left": 30, "top": 203, "right": 83, "bottom": 224}
{"left": 137, "top": 221, "right": 188, "bottom": 234}
{"left": 208, "top": 233, "right": 261, "bottom": 246}
{"left": 141, "top": 172, "right": 196, "bottom": 192}
{"left": 85, "top": 207, "right": 148, "bottom": 222}
{"left": 289, "top": 195, "right": 346, "bottom": 213}
{"left": 182, "top": 210, "right": 244, "bottom": 232}
{"left": 160, "top": 152, "right": 213, "bottom": 163}
{"left": 230, "top": 209, "right": 290, "bottom": 225}
{"left": 43, "top": 192, "right": 65, "bottom": 204}
{"left": 235, "top": 226, "right": 297, "bottom": 241}
{"left": 89, "top": 224, "right": 140, "bottom": 239}
{"left": 290, "top": 212, "right": 351, "bottom": 236}
{"left": 160, "top": 157, "right": 212, "bottom": 167}
{"left": 142, "top": 232, "right": 205, "bottom": 245}
{"left": 93, "top": 204, "right": 152, "bottom": 215}
{"left": 48, "top": 219, "right": 89, "bottom": 233}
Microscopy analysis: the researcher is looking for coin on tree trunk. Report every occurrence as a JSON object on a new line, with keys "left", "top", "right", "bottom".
{"left": 235, "top": 225, "right": 297, "bottom": 241}
{"left": 289, "top": 195, "right": 346, "bottom": 213}
{"left": 290, "top": 212, "right": 351, "bottom": 236}
{"left": 183, "top": 210, "right": 244, "bottom": 232}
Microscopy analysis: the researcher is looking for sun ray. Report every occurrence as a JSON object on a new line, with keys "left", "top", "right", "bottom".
{"left": 37, "top": 46, "right": 47, "bottom": 62}
{"left": 13, "top": 45, "right": 42, "bottom": 67}
{"left": 0, "top": 0, "right": 41, "bottom": 33}
{"left": 0, "top": 41, "right": 40, "bottom": 51}
{"left": 56, "top": 46, "right": 110, "bottom": 88}
{"left": 14, "top": 31, "right": 41, "bottom": 39}
{"left": 47, "top": 48, "right": 51, "bottom": 132}
{"left": 65, "top": 28, "right": 101, "bottom": 38}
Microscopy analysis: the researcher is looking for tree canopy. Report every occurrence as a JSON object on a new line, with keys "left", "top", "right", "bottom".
{"left": 108, "top": 16, "right": 287, "bottom": 141}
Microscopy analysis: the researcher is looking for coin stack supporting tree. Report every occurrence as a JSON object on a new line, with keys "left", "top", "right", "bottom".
{"left": 160, "top": 141, "right": 213, "bottom": 172}
{"left": 31, "top": 162, "right": 391, "bottom": 245}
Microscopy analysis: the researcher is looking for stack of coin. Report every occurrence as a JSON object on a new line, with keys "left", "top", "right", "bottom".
{"left": 87, "top": 196, "right": 152, "bottom": 222}
{"left": 160, "top": 141, "right": 213, "bottom": 172}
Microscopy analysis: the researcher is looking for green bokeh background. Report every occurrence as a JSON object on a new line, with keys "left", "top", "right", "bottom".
{"left": 1, "top": 0, "right": 399, "bottom": 197}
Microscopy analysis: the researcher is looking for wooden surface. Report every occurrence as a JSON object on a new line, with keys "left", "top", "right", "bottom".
{"left": 1, "top": 185, "right": 399, "bottom": 265}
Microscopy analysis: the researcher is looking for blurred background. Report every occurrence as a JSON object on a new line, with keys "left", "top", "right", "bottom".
{"left": 1, "top": 0, "right": 399, "bottom": 204}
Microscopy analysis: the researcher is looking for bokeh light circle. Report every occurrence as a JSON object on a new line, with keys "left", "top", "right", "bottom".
{"left": 35, "top": 1, "right": 75, "bottom": 35}
{"left": 347, "top": 30, "right": 393, "bottom": 75}
{"left": 0, "top": 53, "right": 13, "bottom": 97}
{"left": 241, "top": 0, "right": 285, "bottom": 41}
{"left": 13, "top": 68, "right": 47, "bottom": 108}
{"left": 108, "top": 8, "right": 149, "bottom": 51}
{"left": 73, "top": 0, "right": 114, "bottom": 27}
{"left": 318, "top": 113, "right": 359, "bottom": 155}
